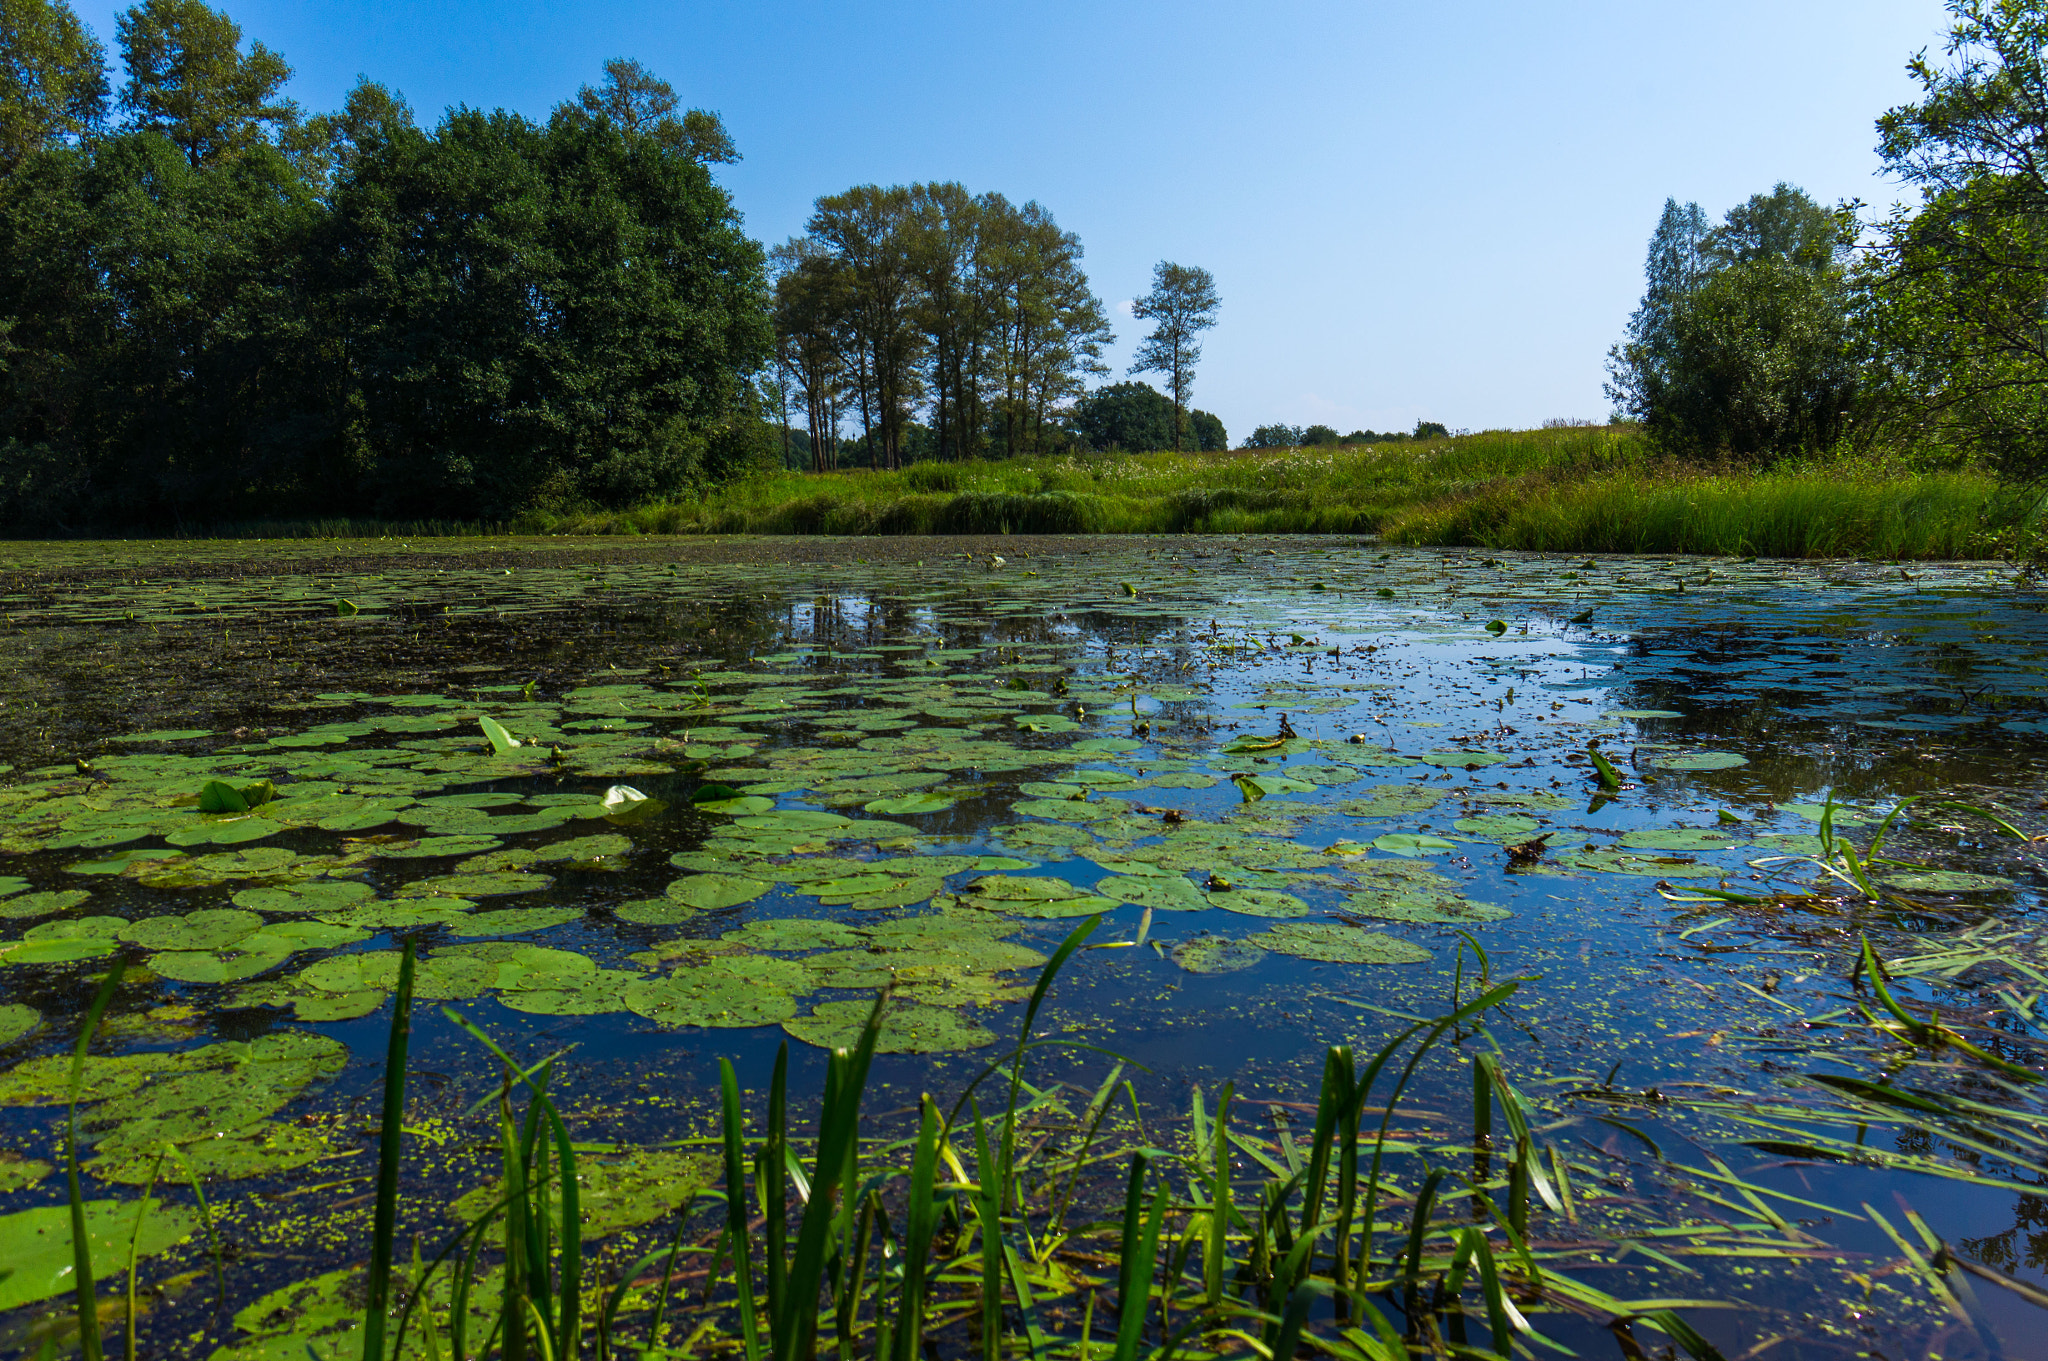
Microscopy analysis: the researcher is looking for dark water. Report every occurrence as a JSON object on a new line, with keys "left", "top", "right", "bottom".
{"left": 0, "top": 537, "right": 2044, "bottom": 1358}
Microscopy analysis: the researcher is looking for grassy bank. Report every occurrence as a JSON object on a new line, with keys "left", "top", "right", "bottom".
{"left": 514, "top": 426, "right": 2045, "bottom": 560}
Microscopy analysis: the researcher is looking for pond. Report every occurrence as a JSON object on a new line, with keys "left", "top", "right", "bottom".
{"left": 0, "top": 535, "right": 2043, "bottom": 1359}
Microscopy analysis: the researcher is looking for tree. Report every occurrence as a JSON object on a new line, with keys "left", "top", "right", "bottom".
{"left": 1242, "top": 423, "right": 1300, "bottom": 449}
{"left": 1072, "top": 381, "right": 1174, "bottom": 450}
{"left": 116, "top": 0, "right": 297, "bottom": 166}
{"left": 573, "top": 57, "right": 737, "bottom": 165}
{"left": 772, "top": 235, "right": 852, "bottom": 471}
{"left": 1128, "top": 261, "right": 1219, "bottom": 452}
{"left": 1189, "top": 408, "right": 1226, "bottom": 451}
{"left": 1301, "top": 423, "right": 1339, "bottom": 445}
{"left": 0, "top": 0, "right": 107, "bottom": 169}
{"left": 1607, "top": 185, "right": 1855, "bottom": 459}
{"left": 1860, "top": 0, "right": 2048, "bottom": 471}
{"left": 322, "top": 105, "right": 771, "bottom": 516}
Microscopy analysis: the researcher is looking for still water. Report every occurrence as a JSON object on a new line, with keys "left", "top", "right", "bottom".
{"left": 0, "top": 536, "right": 2042, "bottom": 1358}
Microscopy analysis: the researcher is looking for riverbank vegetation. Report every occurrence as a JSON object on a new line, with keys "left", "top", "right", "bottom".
{"left": 515, "top": 424, "right": 2043, "bottom": 560}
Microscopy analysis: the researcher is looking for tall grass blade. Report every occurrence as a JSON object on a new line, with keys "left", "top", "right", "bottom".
{"left": 124, "top": 1145, "right": 167, "bottom": 1361}
{"left": 66, "top": 957, "right": 126, "bottom": 1361}
{"left": 362, "top": 940, "right": 416, "bottom": 1361}
{"left": 1112, "top": 1165, "right": 1167, "bottom": 1361}
{"left": 890, "top": 1098, "right": 943, "bottom": 1361}
{"left": 718, "top": 1059, "right": 765, "bottom": 1361}
{"left": 773, "top": 993, "right": 885, "bottom": 1361}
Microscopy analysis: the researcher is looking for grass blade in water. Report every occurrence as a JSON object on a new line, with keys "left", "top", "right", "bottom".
{"left": 66, "top": 958, "right": 126, "bottom": 1361}
{"left": 362, "top": 940, "right": 417, "bottom": 1361}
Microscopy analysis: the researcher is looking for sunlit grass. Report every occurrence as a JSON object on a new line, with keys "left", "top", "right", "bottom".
{"left": 517, "top": 428, "right": 2044, "bottom": 559}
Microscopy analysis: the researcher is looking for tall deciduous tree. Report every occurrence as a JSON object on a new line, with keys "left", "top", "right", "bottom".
{"left": 1860, "top": 0, "right": 2048, "bottom": 471}
{"left": 1607, "top": 186, "right": 1856, "bottom": 459}
{"left": 115, "top": 0, "right": 296, "bottom": 166}
{"left": 573, "top": 57, "right": 737, "bottom": 165}
{"left": 1127, "top": 261, "right": 1219, "bottom": 452}
{"left": 0, "top": 0, "right": 107, "bottom": 169}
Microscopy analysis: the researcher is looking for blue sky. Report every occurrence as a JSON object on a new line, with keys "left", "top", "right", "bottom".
{"left": 86, "top": 0, "right": 1952, "bottom": 441}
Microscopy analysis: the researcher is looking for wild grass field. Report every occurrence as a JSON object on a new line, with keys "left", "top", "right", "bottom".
{"left": 513, "top": 427, "right": 2044, "bottom": 560}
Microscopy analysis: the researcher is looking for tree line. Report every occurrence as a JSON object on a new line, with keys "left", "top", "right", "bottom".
{"left": 770, "top": 194, "right": 1225, "bottom": 469}
{"left": 1607, "top": 0, "right": 2048, "bottom": 478}
{"left": 0, "top": 0, "right": 779, "bottom": 527}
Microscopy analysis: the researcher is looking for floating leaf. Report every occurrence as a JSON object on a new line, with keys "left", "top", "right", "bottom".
{"left": 1371, "top": 833, "right": 1458, "bottom": 857}
{"left": 664, "top": 873, "right": 772, "bottom": 910}
{"left": 783, "top": 999, "right": 996, "bottom": 1054}
{"left": 864, "top": 792, "right": 958, "bottom": 816}
{"left": 1206, "top": 887, "right": 1310, "bottom": 918}
{"left": 1169, "top": 936, "right": 1268, "bottom": 974}
{"left": 1096, "top": 875, "right": 1207, "bottom": 911}
{"left": 1652, "top": 751, "right": 1749, "bottom": 771}
{"left": 1250, "top": 922, "right": 1430, "bottom": 964}
{"left": 0, "top": 1200, "right": 199, "bottom": 1310}
{"left": 479, "top": 716, "right": 521, "bottom": 754}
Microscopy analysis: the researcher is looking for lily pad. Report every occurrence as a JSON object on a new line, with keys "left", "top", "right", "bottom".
{"left": 1371, "top": 833, "right": 1459, "bottom": 857}
{"left": 119, "top": 908, "right": 265, "bottom": 952}
{"left": 1452, "top": 815, "right": 1541, "bottom": 840}
{"left": 1880, "top": 870, "right": 2015, "bottom": 894}
{"left": 625, "top": 964, "right": 800, "bottom": 1028}
{"left": 783, "top": 999, "right": 997, "bottom": 1053}
{"left": 1652, "top": 752, "right": 1750, "bottom": 771}
{"left": 1206, "top": 888, "right": 1311, "bottom": 918}
{"left": 864, "top": 792, "right": 958, "bottom": 816}
{"left": 1169, "top": 936, "right": 1268, "bottom": 974}
{"left": 0, "top": 1199, "right": 199, "bottom": 1310}
{"left": 0, "top": 889, "right": 93, "bottom": 919}
{"left": 448, "top": 907, "right": 584, "bottom": 936}
{"left": 665, "top": 873, "right": 773, "bottom": 910}
{"left": 0, "top": 1003, "right": 39, "bottom": 1045}
{"left": 1096, "top": 875, "right": 1208, "bottom": 911}
{"left": 1251, "top": 922, "right": 1431, "bottom": 964}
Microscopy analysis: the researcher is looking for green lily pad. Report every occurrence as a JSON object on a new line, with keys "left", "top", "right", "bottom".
{"left": 453, "top": 1147, "right": 717, "bottom": 1236}
{"left": 1206, "top": 888, "right": 1310, "bottom": 918}
{"left": 1452, "top": 815, "right": 1541, "bottom": 840}
{"left": 625, "top": 964, "right": 800, "bottom": 1028}
{"left": 864, "top": 792, "right": 958, "bottom": 816}
{"left": 1616, "top": 828, "right": 1743, "bottom": 851}
{"left": 1096, "top": 876, "right": 1207, "bottom": 911}
{"left": 1880, "top": 870, "right": 2015, "bottom": 894}
{"left": 1653, "top": 752, "right": 1750, "bottom": 771}
{"left": 1250, "top": 922, "right": 1431, "bottom": 964}
{"left": 665, "top": 873, "right": 772, "bottom": 910}
{"left": 1341, "top": 892, "right": 1512, "bottom": 924}
{"left": 0, "top": 1200, "right": 199, "bottom": 1310}
{"left": 448, "top": 907, "right": 584, "bottom": 936}
{"left": 783, "top": 999, "right": 997, "bottom": 1053}
{"left": 395, "top": 872, "right": 554, "bottom": 898}
{"left": 1416, "top": 751, "right": 1510, "bottom": 768}
{"left": 0, "top": 1003, "right": 39, "bottom": 1045}
{"left": 1169, "top": 936, "right": 1268, "bottom": 974}
{"left": 1371, "top": 833, "right": 1459, "bottom": 856}
{"left": 232, "top": 880, "right": 376, "bottom": 913}
{"left": 498, "top": 969, "right": 645, "bottom": 1015}
{"left": 0, "top": 889, "right": 93, "bottom": 919}
{"left": 119, "top": 908, "right": 265, "bottom": 952}
{"left": 723, "top": 919, "right": 867, "bottom": 951}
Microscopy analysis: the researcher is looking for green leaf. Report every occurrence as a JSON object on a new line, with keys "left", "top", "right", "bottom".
{"left": 478, "top": 716, "right": 521, "bottom": 755}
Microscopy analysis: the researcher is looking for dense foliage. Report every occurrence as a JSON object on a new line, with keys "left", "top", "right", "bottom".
{"left": 1068, "top": 381, "right": 1225, "bottom": 452}
{"left": 1605, "top": 185, "right": 1859, "bottom": 460}
{"left": 1241, "top": 420, "right": 1446, "bottom": 449}
{"left": 0, "top": 0, "right": 770, "bottom": 528}
{"left": 771, "top": 185, "right": 1115, "bottom": 470}
{"left": 1862, "top": 0, "right": 2048, "bottom": 475}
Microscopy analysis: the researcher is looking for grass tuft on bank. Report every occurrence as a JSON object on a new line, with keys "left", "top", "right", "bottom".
{"left": 513, "top": 426, "right": 2045, "bottom": 559}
